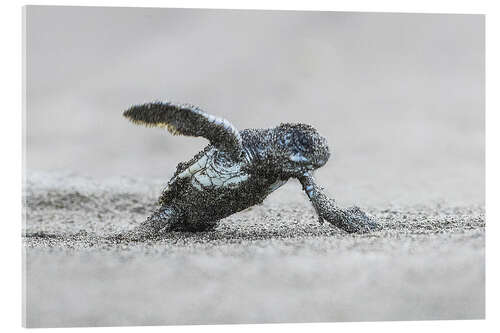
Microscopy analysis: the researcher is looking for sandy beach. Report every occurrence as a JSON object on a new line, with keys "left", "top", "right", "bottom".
{"left": 23, "top": 172, "right": 484, "bottom": 327}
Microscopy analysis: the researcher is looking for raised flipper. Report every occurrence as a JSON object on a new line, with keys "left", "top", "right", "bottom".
{"left": 298, "top": 173, "right": 380, "bottom": 233}
{"left": 123, "top": 101, "right": 243, "bottom": 160}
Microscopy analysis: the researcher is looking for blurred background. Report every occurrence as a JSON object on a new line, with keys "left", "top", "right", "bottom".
{"left": 25, "top": 7, "right": 484, "bottom": 207}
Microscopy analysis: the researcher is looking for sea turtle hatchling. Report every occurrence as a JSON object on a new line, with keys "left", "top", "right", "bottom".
{"left": 116, "top": 101, "right": 380, "bottom": 240}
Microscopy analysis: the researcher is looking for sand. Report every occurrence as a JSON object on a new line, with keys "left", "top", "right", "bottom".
{"left": 22, "top": 172, "right": 485, "bottom": 327}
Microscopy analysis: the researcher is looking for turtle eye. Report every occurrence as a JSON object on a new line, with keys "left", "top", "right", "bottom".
{"left": 298, "top": 135, "right": 309, "bottom": 147}
{"left": 279, "top": 133, "right": 293, "bottom": 146}
{"left": 294, "top": 133, "right": 311, "bottom": 153}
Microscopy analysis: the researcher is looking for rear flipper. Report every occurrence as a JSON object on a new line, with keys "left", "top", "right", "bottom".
{"left": 108, "top": 206, "right": 181, "bottom": 242}
{"left": 107, "top": 206, "right": 221, "bottom": 242}
{"left": 298, "top": 174, "right": 380, "bottom": 233}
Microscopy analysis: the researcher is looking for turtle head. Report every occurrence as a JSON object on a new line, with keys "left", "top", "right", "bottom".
{"left": 274, "top": 123, "right": 330, "bottom": 176}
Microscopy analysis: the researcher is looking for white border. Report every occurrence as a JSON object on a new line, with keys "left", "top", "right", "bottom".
{"left": 2, "top": 1, "right": 497, "bottom": 332}
{"left": 3, "top": 0, "right": 495, "bottom": 13}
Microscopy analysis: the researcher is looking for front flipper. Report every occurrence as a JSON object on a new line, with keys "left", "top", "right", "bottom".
{"left": 298, "top": 174, "right": 380, "bottom": 233}
{"left": 123, "top": 101, "right": 243, "bottom": 160}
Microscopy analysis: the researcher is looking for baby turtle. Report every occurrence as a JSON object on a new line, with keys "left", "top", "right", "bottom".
{"left": 117, "top": 101, "right": 379, "bottom": 240}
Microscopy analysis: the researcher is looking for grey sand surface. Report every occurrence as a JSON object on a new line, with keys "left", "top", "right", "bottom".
{"left": 23, "top": 172, "right": 485, "bottom": 327}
